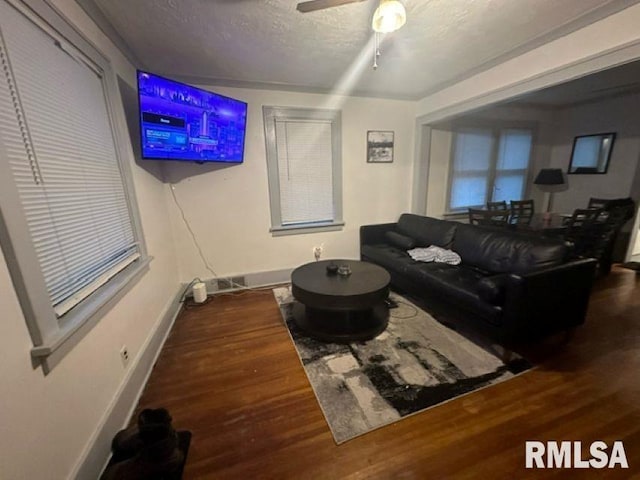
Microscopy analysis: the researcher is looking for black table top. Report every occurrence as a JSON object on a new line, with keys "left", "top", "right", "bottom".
{"left": 292, "top": 260, "right": 390, "bottom": 296}
{"left": 291, "top": 260, "right": 390, "bottom": 310}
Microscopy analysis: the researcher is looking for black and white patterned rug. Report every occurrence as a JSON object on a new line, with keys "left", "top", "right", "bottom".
{"left": 273, "top": 287, "right": 532, "bottom": 444}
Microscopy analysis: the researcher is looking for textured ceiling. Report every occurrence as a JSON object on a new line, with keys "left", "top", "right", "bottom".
{"left": 85, "top": 0, "right": 634, "bottom": 99}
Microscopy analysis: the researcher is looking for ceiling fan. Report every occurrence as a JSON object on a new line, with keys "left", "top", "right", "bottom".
{"left": 296, "top": 0, "right": 407, "bottom": 69}
{"left": 296, "top": 0, "right": 406, "bottom": 35}
{"left": 296, "top": 0, "right": 367, "bottom": 14}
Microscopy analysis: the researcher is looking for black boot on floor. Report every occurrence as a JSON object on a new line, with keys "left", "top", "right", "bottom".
{"left": 102, "top": 409, "right": 183, "bottom": 480}
{"left": 111, "top": 408, "right": 173, "bottom": 463}
{"left": 101, "top": 429, "right": 183, "bottom": 480}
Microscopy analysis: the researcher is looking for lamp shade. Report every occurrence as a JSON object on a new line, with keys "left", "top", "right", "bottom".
{"left": 534, "top": 168, "right": 564, "bottom": 186}
{"left": 372, "top": 0, "right": 406, "bottom": 33}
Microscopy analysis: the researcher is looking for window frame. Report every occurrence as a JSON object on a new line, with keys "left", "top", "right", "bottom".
{"left": 0, "top": 0, "right": 150, "bottom": 373}
{"left": 445, "top": 123, "right": 535, "bottom": 214}
{"left": 263, "top": 106, "right": 344, "bottom": 236}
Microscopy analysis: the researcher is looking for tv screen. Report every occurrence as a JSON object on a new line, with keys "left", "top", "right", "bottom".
{"left": 137, "top": 71, "right": 248, "bottom": 163}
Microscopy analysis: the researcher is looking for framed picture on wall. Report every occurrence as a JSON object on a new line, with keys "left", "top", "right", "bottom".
{"left": 568, "top": 132, "right": 616, "bottom": 174}
{"left": 367, "top": 130, "right": 394, "bottom": 163}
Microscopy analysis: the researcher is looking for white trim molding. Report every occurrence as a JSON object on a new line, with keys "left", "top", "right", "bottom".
{"left": 70, "top": 287, "right": 183, "bottom": 480}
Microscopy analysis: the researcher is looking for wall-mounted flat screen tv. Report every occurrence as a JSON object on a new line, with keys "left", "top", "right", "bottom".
{"left": 137, "top": 71, "right": 248, "bottom": 163}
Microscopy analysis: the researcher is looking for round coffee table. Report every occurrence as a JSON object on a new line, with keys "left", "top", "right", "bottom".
{"left": 291, "top": 259, "right": 391, "bottom": 343}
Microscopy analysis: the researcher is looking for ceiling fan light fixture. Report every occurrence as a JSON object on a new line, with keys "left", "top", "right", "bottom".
{"left": 372, "top": 0, "right": 406, "bottom": 33}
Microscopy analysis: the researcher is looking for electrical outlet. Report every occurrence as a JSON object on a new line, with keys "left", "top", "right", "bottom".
{"left": 120, "top": 345, "right": 129, "bottom": 367}
{"left": 313, "top": 246, "right": 322, "bottom": 261}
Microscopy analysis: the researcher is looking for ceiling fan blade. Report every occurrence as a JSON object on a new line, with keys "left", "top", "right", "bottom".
{"left": 296, "top": 0, "right": 367, "bottom": 13}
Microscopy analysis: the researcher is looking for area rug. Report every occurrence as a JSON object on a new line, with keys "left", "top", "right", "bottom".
{"left": 273, "top": 287, "right": 532, "bottom": 444}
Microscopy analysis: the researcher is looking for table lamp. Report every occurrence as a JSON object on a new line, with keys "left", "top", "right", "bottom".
{"left": 534, "top": 168, "right": 565, "bottom": 216}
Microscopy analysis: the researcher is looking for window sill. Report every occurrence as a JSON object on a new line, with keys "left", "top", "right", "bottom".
{"left": 270, "top": 221, "right": 345, "bottom": 236}
{"left": 31, "top": 256, "right": 152, "bottom": 374}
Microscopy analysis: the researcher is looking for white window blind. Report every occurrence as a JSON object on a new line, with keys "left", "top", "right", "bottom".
{"left": 275, "top": 119, "right": 334, "bottom": 225}
{"left": 493, "top": 129, "right": 532, "bottom": 203}
{"left": 263, "top": 106, "right": 342, "bottom": 235}
{"left": 449, "top": 129, "right": 493, "bottom": 210}
{"left": 0, "top": 1, "right": 139, "bottom": 317}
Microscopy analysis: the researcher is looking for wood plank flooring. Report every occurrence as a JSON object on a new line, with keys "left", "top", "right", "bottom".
{"left": 136, "top": 267, "right": 640, "bottom": 479}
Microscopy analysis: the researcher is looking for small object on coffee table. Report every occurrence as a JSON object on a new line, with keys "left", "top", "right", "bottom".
{"left": 291, "top": 260, "right": 390, "bottom": 342}
{"left": 337, "top": 264, "right": 351, "bottom": 276}
{"left": 326, "top": 263, "right": 339, "bottom": 275}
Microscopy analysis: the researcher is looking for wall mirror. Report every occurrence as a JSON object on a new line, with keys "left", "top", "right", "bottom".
{"left": 568, "top": 132, "right": 615, "bottom": 174}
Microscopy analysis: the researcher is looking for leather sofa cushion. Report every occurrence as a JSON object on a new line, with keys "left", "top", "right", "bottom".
{"left": 475, "top": 275, "right": 509, "bottom": 305}
{"left": 361, "top": 244, "right": 416, "bottom": 275}
{"left": 397, "top": 214, "right": 457, "bottom": 248}
{"left": 453, "top": 224, "right": 568, "bottom": 274}
{"left": 385, "top": 231, "right": 416, "bottom": 250}
{"left": 403, "top": 262, "right": 502, "bottom": 325}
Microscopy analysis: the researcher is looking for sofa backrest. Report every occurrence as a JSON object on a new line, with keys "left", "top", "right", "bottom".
{"left": 397, "top": 214, "right": 457, "bottom": 248}
{"left": 453, "top": 224, "right": 569, "bottom": 274}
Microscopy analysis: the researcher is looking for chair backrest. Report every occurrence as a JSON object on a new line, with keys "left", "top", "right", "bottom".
{"left": 468, "top": 208, "right": 510, "bottom": 227}
{"left": 587, "top": 199, "right": 635, "bottom": 274}
{"left": 510, "top": 199, "right": 534, "bottom": 225}
{"left": 566, "top": 208, "right": 603, "bottom": 231}
{"left": 487, "top": 201, "right": 507, "bottom": 211}
{"left": 606, "top": 201, "right": 636, "bottom": 227}
{"left": 587, "top": 197, "right": 610, "bottom": 210}
{"left": 565, "top": 208, "right": 607, "bottom": 258}
{"left": 588, "top": 197, "right": 635, "bottom": 227}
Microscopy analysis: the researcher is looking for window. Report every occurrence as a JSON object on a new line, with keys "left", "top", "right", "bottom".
{"left": 0, "top": 0, "right": 148, "bottom": 372}
{"left": 447, "top": 127, "right": 533, "bottom": 212}
{"left": 263, "top": 106, "right": 343, "bottom": 235}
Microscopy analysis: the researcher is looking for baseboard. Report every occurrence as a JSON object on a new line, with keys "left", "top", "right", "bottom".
{"left": 70, "top": 286, "right": 184, "bottom": 480}
{"left": 202, "top": 267, "right": 293, "bottom": 294}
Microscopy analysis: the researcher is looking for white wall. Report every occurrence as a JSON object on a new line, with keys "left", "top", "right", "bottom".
{"left": 425, "top": 129, "right": 453, "bottom": 218}
{"left": 548, "top": 92, "right": 640, "bottom": 213}
{"left": 0, "top": 1, "right": 179, "bottom": 478}
{"left": 162, "top": 88, "right": 415, "bottom": 281}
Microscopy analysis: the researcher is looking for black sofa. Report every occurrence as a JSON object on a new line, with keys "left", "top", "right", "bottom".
{"left": 360, "top": 214, "right": 597, "bottom": 343}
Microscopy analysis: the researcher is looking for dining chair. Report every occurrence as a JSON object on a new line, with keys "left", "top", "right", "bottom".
{"left": 468, "top": 208, "right": 510, "bottom": 227}
{"left": 587, "top": 197, "right": 611, "bottom": 210}
{"left": 587, "top": 197, "right": 635, "bottom": 227}
{"left": 486, "top": 201, "right": 507, "bottom": 211}
{"left": 564, "top": 208, "right": 608, "bottom": 261}
{"left": 586, "top": 198, "right": 636, "bottom": 274}
{"left": 509, "top": 199, "right": 534, "bottom": 225}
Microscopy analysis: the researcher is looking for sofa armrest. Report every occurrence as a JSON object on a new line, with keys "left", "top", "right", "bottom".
{"left": 360, "top": 222, "right": 398, "bottom": 247}
{"left": 501, "top": 258, "right": 597, "bottom": 340}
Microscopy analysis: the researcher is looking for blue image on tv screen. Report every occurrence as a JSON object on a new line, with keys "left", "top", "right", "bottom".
{"left": 137, "top": 71, "right": 248, "bottom": 163}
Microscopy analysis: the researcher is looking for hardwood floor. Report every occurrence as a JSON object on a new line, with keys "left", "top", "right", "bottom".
{"left": 136, "top": 268, "right": 640, "bottom": 479}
